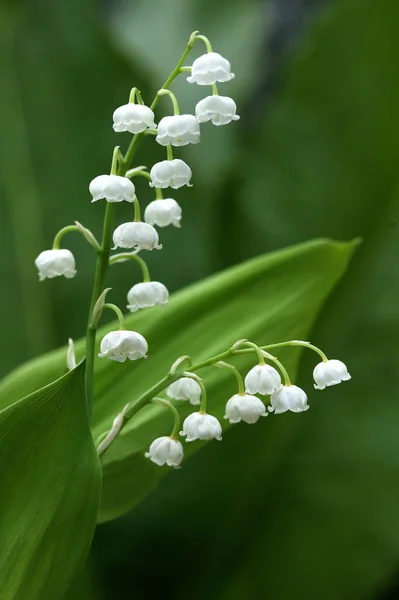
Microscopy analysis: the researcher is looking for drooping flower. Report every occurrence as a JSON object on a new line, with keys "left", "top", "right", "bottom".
{"left": 35, "top": 249, "right": 76, "bottom": 281}
{"left": 144, "top": 198, "right": 182, "bottom": 228}
{"left": 89, "top": 175, "right": 135, "bottom": 203}
{"left": 313, "top": 359, "right": 351, "bottom": 390}
{"left": 149, "top": 159, "right": 192, "bottom": 189}
{"left": 113, "top": 103, "right": 156, "bottom": 134}
{"left": 98, "top": 330, "right": 148, "bottom": 362}
{"left": 224, "top": 393, "right": 267, "bottom": 424}
{"left": 112, "top": 222, "right": 161, "bottom": 251}
{"left": 195, "top": 95, "right": 240, "bottom": 126}
{"left": 156, "top": 115, "right": 200, "bottom": 147}
{"left": 187, "top": 52, "right": 235, "bottom": 85}
{"left": 127, "top": 281, "right": 169, "bottom": 312}
{"left": 244, "top": 364, "right": 282, "bottom": 396}
{"left": 269, "top": 385, "right": 309, "bottom": 414}
{"left": 167, "top": 377, "right": 202, "bottom": 406}
{"left": 145, "top": 436, "right": 184, "bottom": 468}
{"left": 180, "top": 412, "right": 222, "bottom": 442}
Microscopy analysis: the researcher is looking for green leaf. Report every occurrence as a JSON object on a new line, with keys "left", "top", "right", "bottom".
{"left": 0, "top": 361, "right": 101, "bottom": 600}
{"left": 0, "top": 239, "right": 357, "bottom": 523}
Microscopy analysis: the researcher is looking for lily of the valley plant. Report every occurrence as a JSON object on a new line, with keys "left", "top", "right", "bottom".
{"left": 35, "top": 31, "right": 350, "bottom": 470}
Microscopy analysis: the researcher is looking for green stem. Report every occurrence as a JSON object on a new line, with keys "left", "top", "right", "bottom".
{"left": 103, "top": 303, "right": 125, "bottom": 329}
{"left": 239, "top": 341, "right": 266, "bottom": 365}
{"left": 126, "top": 168, "right": 150, "bottom": 181}
{"left": 124, "top": 374, "right": 174, "bottom": 422}
{"left": 111, "top": 146, "right": 122, "bottom": 175}
{"left": 194, "top": 34, "right": 213, "bottom": 52}
{"left": 52, "top": 225, "right": 80, "bottom": 249}
{"left": 85, "top": 202, "right": 116, "bottom": 414}
{"left": 215, "top": 361, "right": 245, "bottom": 395}
{"left": 152, "top": 397, "right": 181, "bottom": 439}
{"left": 212, "top": 84, "right": 219, "bottom": 96}
{"left": 262, "top": 340, "right": 328, "bottom": 362}
{"left": 152, "top": 31, "right": 198, "bottom": 104}
{"left": 133, "top": 196, "right": 141, "bottom": 222}
{"left": 129, "top": 87, "right": 144, "bottom": 105}
{"left": 166, "top": 145, "right": 174, "bottom": 161}
{"left": 155, "top": 187, "right": 163, "bottom": 199}
{"left": 157, "top": 89, "right": 180, "bottom": 115}
{"left": 109, "top": 252, "right": 151, "bottom": 282}
{"left": 197, "top": 379, "right": 208, "bottom": 414}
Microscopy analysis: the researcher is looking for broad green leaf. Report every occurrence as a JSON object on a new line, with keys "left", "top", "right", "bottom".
{"left": 0, "top": 239, "right": 357, "bottom": 522}
{"left": 0, "top": 361, "right": 101, "bottom": 600}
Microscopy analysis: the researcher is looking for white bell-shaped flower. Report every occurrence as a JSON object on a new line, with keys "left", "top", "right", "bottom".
{"left": 187, "top": 52, "right": 235, "bottom": 85}
{"left": 167, "top": 377, "right": 202, "bottom": 406}
{"left": 127, "top": 281, "right": 169, "bottom": 312}
{"left": 313, "top": 359, "right": 351, "bottom": 390}
{"left": 89, "top": 174, "right": 135, "bottom": 203}
{"left": 270, "top": 385, "right": 309, "bottom": 414}
{"left": 145, "top": 436, "right": 184, "bottom": 468}
{"left": 224, "top": 393, "right": 267, "bottom": 424}
{"left": 113, "top": 103, "right": 156, "bottom": 134}
{"left": 156, "top": 115, "right": 200, "bottom": 147}
{"left": 144, "top": 198, "right": 182, "bottom": 228}
{"left": 149, "top": 159, "right": 192, "bottom": 189}
{"left": 98, "top": 330, "right": 148, "bottom": 362}
{"left": 180, "top": 412, "right": 222, "bottom": 442}
{"left": 245, "top": 364, "right": 282, "bottom": 396}
{"left": 35, "top": 249, "right": 76, "bottom": 281}
{"left": 195, "top": 95, "right": 240, "bottom": 126}
{"left": 112, "top": 222, "right": 161, "bottom": 251}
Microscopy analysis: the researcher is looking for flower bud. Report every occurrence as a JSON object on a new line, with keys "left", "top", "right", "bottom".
{"left": 313, "top": 359, "right": 351, "bottom": 390}
{"left": 98, "top": 330, "right": 148, "bottom": 362}
{"left": 156, "top": 115, "right": 200, "bottom": 147}
{"left": 149, "top": 159, "right": 192, "bottom": 189}
{"left": 195, "top": 95, "right": 240, "bottom": 126}
{"left": 144, "top": 199, "right": 182, "bottom": 228}
{"left": 180, "top": 412, "right": 222, "bottom": 442}
{"left": 113, "top": 103, "right": 156, "bottom": 134}
{"left": 35, "top": 249, "right": 76, "bottom": 281}
{"left": 145, "top": 436, "right": 184, "bottom": 468}
{"left": 127, "top": 281, "right": 169, "bottom": 312}
{"left": 112, "top": 222, "right": 161, "bottom": 251}
{"left": 89, "top": 174, "right": 135, "bottom": 203}
{"left": 187, "top": 52, "right": 235, "bottom": 85}
{"left": 244, "top": 364, "right": 282, "bottom": 396}
{"left": 167, "top": 377, "right": 202, "bottom": 406}
{"left": 224, "top": 393, "right": 267, "bottom": 424}
{"left": 270, "top": 385, "right": 309, "bottom": 414}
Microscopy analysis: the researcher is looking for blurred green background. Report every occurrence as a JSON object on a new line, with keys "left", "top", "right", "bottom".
{"left": 1, "top": 0, "right": 399, "bottom": 598}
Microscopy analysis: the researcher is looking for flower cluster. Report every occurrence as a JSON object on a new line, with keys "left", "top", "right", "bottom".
{"left": 144, "top": 343, "right": 351, "bottom": 469}
{"left": 34, "top": 32, "right": 239, "bottom": 364}
{"left": 32, "top": 32, "right": 352, "bottom": 476}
